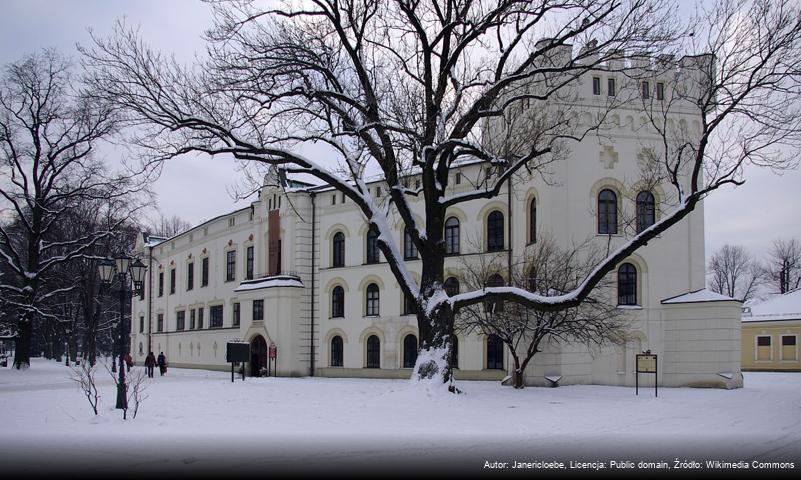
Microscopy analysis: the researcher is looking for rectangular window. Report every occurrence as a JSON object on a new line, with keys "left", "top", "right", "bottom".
{"left": 190, "top": 309, "right": 196, "bottom": 330}
{"left": 187, "top": 262, "right": 194, "bottom": 291}
{"left": 253, "top": 299, "right": 264, "bottom": 321}
{"left": 233, "top": 302, "right": 240, "bottom": 327}
{"left": 366, "top": 287, "right": 380, "bottom": 316}
{"left": 158, "top": 271, "right": 164, "bottom": 297}
{"left": 656, "top": 82, "right": 664, "bottom": 100}
{"left": 170, "top": 268, "right": 176, "bottom": 294}
{"left": 226, "top": 250, "right": 236, "bottom": 282}
{"left": 210, "top": 305, "right": 223, "bottom": 328}
{"left": 782, "top": 335, "right": 798, "bottom": 361}
{"left": 341, "top": 193, "right": 345, "bottom": 203}
{"left": 366, "top": 228, "right": 380, "bottom": 264}
{"left": 404, "top": 230, "right": 418, "bottom": 260}
{"left": 375, "top": 186, "right": 381, "bottom": 197}
{"left": 228, "top": 217, "right": 235, "bottom": 228}
{"left": 201, "top": 257, "right": 209, "bottom": 287}
{"left": 246, "top": 246, "right": 254, "bottom": 280}
{"left": 455, "top": 172, "right": 461, "bottom": 185}
{"left": 757, "top": 335, "right": 771, "bottom": 361}
{"left": 176, "top": 311, "right": 185, "bottom": 331}
{"left": 198, "top": 307, "right": 204, "bottom": 329}
{"left": 607, "top": 78, "right": 616, "bottom": 97}
{"left": 157, "top": 313, "right": 164, "bottom": 332}
{"left": 331, "top": 194, "right": 337, "bottom": 205}
{"left": 641, "top": 81, "right": 650, "bottom": 99}
{"left": 592, "top": 76, "right": 601, "bottom": 95}
{"left": 415, "top": 179, "right": 421, "bottom": 190}
{"left": 403, "top": 293, "right": 416, "bottom": 315}
{"left": 139, "top": 316, "right": 144, "bottom": 333}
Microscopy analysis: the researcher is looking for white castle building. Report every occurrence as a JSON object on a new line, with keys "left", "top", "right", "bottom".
{"left": 130, "top": 51, "right": 743, "bottom": 388}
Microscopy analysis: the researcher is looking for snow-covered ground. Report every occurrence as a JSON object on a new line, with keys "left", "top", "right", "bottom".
{"left": 0, "top": 359, "right": 799, "bottom": 476}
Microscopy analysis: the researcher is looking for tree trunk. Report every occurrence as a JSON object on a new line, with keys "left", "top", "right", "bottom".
{"left": 512, "top": 355, "right": 524, "bottom": 389}
{"left": 514, "top": 349, "right": 538, "bottom": 389}
{"left": 414, "top": 303, "right": 454, "bottom": 383}
{"left": 13, "top": 314, "right": 32, "bottom": 369}
{"left": 84, "top": 286, "right": 102, "bottom": 367}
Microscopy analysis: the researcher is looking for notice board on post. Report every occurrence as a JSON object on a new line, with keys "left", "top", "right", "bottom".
{"left": 635, "top": 351, "right": 658, "bottom": 397}
{"left": 226, "top": 341, "right": 250, "bottom": 382}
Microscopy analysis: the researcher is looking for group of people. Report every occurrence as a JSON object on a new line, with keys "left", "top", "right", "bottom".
{"left": 125, "top": 351, "right": 168, "bottom": 378}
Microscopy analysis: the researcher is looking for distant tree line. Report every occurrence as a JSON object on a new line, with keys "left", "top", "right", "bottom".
{"left": 707, "top": 239, "right": 801, "bottom": 303}
{"left": 0, "top": 50, "right": 192, "bottom": 369}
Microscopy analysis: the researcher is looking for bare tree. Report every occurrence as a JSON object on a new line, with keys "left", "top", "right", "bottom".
{"left": 766, "top": 238, "right": 801, "bottom": 294}
{"left": 456, "top": 236, "right": 629, "bottom": 388}
{"left": 69, "top": 360, "right": 100, "bottom": 415}
{"left": 148, "top": 213, "right": 192, "bottom": 238}
{"left": 0, "top": 50, "right": 151, "bottom": 369}
{"left": 707, "top": 244, "right": 764, "bottom": 302}
{"left": 125, "top": 366, "right": 148, "bottom": 419}
{"left": 82, "top": 0, "right": 801, "bottom": 383}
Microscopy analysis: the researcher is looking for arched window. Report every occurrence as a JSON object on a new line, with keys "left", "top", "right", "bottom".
{"left": 487, "top": 334, "right": 504, "bottom": 370}
{"left": 366, "top": 335, "right": 380, "bottom": 368}
{"left": 403, "top": 334, "right": 418, "bottom": 368}
{"left": 444, "top": 277, "right": 460, "bottom": 296}
{"left": 138, "top": 342, "right": 143, "bottom": 356}
{"left": 444, "top": 217, "right": 460, "bottom": 255}
{"left": 450, "top": 335, "right": 459, "bottom": 369}
{"left": 485, "top": 273, "right": 505, "bottom": 312}
{"left": 330, "top": 336, "right": 343, "bottom": 367}
{"left": 332, "top": 232, "right": 345, "bottom": 267}
{"left": 366, "top": 225, "right": 380, "bottom": 264}
{"left": 529, "top": 198, "right": 537, "bottom": 244}
{"left": 331, "top": 286, "right": 345, "bottom": 318}
{"left": 403, "top": 227, "right": 418, "bottom": 260}
{"left": 636, "top": 191, "right": 656, "bottom": 233}
{"left": 598, "top": 189, "right": 618, "bottom": 234}
{"left": 618, "top": 263, "right": 637, "bottom": 306}
{"left": 487, "top": 211, "right": 505, "bottom": 251}
{"left": 366, "top": 283, "right": 380, "bottom": 316}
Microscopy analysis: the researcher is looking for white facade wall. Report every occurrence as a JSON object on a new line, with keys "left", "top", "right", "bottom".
{"left": 130, "top": 54, "right": 742, "bottom": 387}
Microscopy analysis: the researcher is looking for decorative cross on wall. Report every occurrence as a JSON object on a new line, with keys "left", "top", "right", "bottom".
{"left": 600, "top": 145, "right": 619, "bottom": 169}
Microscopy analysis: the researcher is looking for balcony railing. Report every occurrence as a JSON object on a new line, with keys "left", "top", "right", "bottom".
{"left": 244, "top": 270, "right": 302, "bottom": 281}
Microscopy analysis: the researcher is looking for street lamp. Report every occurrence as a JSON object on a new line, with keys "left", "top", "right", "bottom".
{"left": 98, "top": 255, "right": 147, "bottom": 410}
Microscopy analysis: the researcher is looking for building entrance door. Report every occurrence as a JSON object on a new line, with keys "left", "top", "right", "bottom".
{"left": 250, "top": 335, "right": 268, "bottom": 377}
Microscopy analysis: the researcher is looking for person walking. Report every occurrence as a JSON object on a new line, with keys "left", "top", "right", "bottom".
{"left": 124, "top": 352, "right": 133, "bottom": 372}
{"left": 145, "top": 351, "right": 156, "bottom": 378}
{"left": 157, "top": 351, "right": 167, "bottom": 376}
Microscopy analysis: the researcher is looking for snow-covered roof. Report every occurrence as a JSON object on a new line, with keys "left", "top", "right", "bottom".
{"left": 299, "top": 155, "right": 488, "bottom": 193}
{"left": 145, "top": 235, "right": 168, "bottom": 247}
{"left": 661, "top": 288, "right": 739, "bottom": 304}
{"left": 233, "top": 276, "right": 305, "bottom": 292}
{"left": 742, "top": 288, "right": 801, "bottom": 323}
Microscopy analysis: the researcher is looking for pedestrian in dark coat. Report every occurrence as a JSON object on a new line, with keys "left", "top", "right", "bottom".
{"left": 124, "top": 352, "right": 133, "bottom": 372}
{"left": 145, "top": 351, "right": 156, "bottom": 378}
{"left": 157, "top": 351, "right": 167, "bottom": 376}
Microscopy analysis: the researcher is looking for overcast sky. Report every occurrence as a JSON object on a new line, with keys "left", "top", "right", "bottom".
{"left": 2, "top": 0, "right": 799, "bottom": 264}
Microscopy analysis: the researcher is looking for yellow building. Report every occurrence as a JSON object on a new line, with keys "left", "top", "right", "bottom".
{"left": 741, "top": 289, "right": 801, "bottom": 371}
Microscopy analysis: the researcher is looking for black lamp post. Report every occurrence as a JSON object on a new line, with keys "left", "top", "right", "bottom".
{"left": 98, "top": 255, "right": 147, "bottom": 410}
